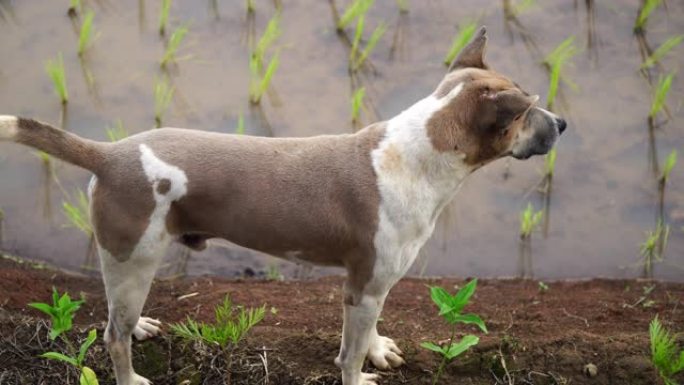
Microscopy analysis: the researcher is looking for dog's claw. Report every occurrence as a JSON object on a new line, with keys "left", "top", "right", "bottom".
{"left": 368, "top": 336, "right": 405, "bottom": 370}
{"left": 360, "top": 372, "right": 380, "bottom": 385}
{"left": 133, "top": 317, "right": 162, "bottom": 341}
{"left": 132, "top": 373, "right": 152, "bottom": 385}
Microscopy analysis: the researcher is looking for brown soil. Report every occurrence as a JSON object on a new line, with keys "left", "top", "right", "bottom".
{"left": 1, "top": 255, "right": 683, "bottom": 385}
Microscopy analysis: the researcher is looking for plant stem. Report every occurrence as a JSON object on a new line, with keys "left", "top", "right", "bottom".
{"left": 432, "top": 325, "right": 456, "bottom": 385}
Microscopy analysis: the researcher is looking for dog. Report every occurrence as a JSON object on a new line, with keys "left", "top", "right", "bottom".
{"left": 0, "top": 27, "right": 564, "bottom": 385}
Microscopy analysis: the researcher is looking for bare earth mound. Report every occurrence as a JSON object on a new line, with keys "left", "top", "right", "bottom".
{"left": 1, "top": 255, "right": 683, "bottom": 385}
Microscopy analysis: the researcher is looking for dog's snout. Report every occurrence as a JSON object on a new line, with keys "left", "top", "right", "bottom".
{"left": 557, "top": 118, "right": 567, "bottom": 134}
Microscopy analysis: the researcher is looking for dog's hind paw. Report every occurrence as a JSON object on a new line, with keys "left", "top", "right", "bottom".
{"left": 368, "top": 335, "right": 405, "bottom": 370}
{"left": 360, "top": 372, "right": 380, "bottom": 385}
{"left": 133, "top": 317, "right": 162, "bottom": 341}
{"left": 132, "top": 373, "right": 153, "bottom": 385}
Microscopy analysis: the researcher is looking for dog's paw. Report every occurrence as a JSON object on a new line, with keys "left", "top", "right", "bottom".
{"left": 368, "top": 335, "right": 404, "bottom": 370}
{"left": 133, "top": 317, "right": 161, "bottom": 341}
{"left": 132, "top": 373, "right": 153, "bottom": 385}
{"left": 360, "top": 372, "right": 380, "bottom": 385}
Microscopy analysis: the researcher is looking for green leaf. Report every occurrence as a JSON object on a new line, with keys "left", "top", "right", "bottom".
{"left": 451, "top": 313, "right": 488, "bottom": 333}
{"left": 420, "top": 341, "right": 446, "bottom": 355}
{"left": 80, "top": 366, "right": 99, "bottom": 385}
{"left": 78, "top": 329, "right": 97, "bottom": 366}
{"left": 28, "top": 302, "right": 57, "bottom": 317}
{"left": 452, "top": 279, "right": 478, "bottom": 311}
{"left": 41, "top": 351, "right": 78, "bottom": 367}
{"left": 444, "top": 335, "right": 479, "bottom": 360}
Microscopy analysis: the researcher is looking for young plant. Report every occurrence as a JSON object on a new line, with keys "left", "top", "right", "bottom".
{"left": 266, "top": 264, "right": 283, "bottom": 281}
{"left": 62, "top": 189, "right": 93, "bottom": 237}
{"left": 159, "top": 0, "right": 172, "bottom": 35}
{"left": 68, "top": 0, "right": 82, "bottom": 17}
{"left": 649, "top": 315, "right": 684, "bottom": 385}
{"left": 544, "top": 36, "right": 578, "bottom": 109}
{"left": 29, "top": 288, "right": 99, "bottom": 385}
{"left": 235, "top": 113, "right": 245, "bottom": 135}
{"left": 421, "top": 279, "right": 487, "bottom": 385}
{"left": 350, "top": 17, "right": 386, "bottom": 71}
{"left": 443, "top": 22, "right": 478, "bottom": 67}
{"left": 154, "top": 76, "right": 175, "bottom": 127}
{"left": 650, "top": 72, "right": 674, "bottom": 120}
{"left": 520, "top": 202, "right": 543, "bottom": 239}
{"left": 544, "top": 147, "right": 557, "bottom": 179}
{"left": 171, "top": 296, "right": 266, "bottom": 383}
{"left": 641, "top": 35, "right": 684, "bottom": 69}
{"left": 337, "top": 0, "right": 374, "bottom": 31}
{"left": 78, "top": 10, "right": 96, "bottom": 56}
{"left": 249, "top": 14, "right": 282, "bottom": 104}
{"left": 160, "top": 24, "right": 189, "bottom": 68}
{"left": 635, "top": 0, "right": 662, "bottom": 33}
{"left": 106, "top": 120, "right": 128, "bottom": 142}
{"left": 351, "top": 87, "right": 366, "bottom": 124}
{"left": 246, "top": 0, "right": 255, "bottom": 13}
{"left": 396, "top": 0, "right": 408, "bottom": 13}
{"left": 45, "top": 53, "right": 69, "bottom": 105}
{"left": 640, "top": 221, "right": 670, "bottom": 278}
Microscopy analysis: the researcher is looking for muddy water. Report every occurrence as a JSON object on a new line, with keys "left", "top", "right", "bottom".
{"left": 0, "top": 0, "right": 683, "bottom": 281}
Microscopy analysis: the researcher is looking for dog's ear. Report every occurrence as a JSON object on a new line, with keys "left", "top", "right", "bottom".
{"left": 448, "top": 26, "right": 488, "bottom": 72}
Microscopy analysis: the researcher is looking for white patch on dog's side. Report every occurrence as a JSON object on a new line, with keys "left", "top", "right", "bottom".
{"left": 370, "top": 83, "right": 470, "bottom": 287}
{"left": 0, "top": 115, "right": 18, "bottom": 140}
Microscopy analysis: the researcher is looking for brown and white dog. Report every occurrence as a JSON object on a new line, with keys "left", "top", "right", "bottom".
{"left": 0, "top": 27, "right": 564, "bottom": 385}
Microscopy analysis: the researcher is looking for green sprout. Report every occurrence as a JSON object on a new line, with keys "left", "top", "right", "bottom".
{"left": 660, "top": 150, "right": 677, "bottom": 184}
{"left": 538, "top": 281, "right": 549, "bottom": 293}
{"left": 246, "top": 0, "right": 255, "bottom": 13}
{"left": 159, "top": 0, "right": 172, "bottom": 35}
{"left": 249, "top": 14, "right": 281, "bottom": 104}
{"left": 443, "top": 22, "right": 478, "bottom": 67}
{"left": 650, "top": 315, "right": 684, "bottom": 385}
{"left": 350, "top": 16, "right": 386, "bottom": 71}
{"left": 512, "top": 0, "right": 537, "bottom": 16}
{"left": 68, "top": 0, "right": 81, "bottom": 16}
{"left": 337, "top": 0, "right": 374, "bottom": 31}
{"left": 544, "top": 147, "right": 557, "bottom": 178}
{"left": 543, "top": 36, "right": 578, "bottom": 109}
{"left": 650, "top": 72, "right": 674, "bottom": 119}
{"left": 78, "top": 10, "right": 95, "bottom": 56}
{"left": 266, "top": 264, "right": 283, "bottom": 281}
{"left": 45, "top": 53, "right": 69, "bottom": 105}
{"left": 635, "top": 0, "right": 662, "bottom": 33}
{"left": 421, "top": 279, "right": 487, "bottom": 385}
{"left": 236, "top": 113, "right": 245, "bottom": 135}
{"left": 641, "top": 35, "right": 684, "bottom": 69}
{"left": 62, "top": 189, "right": 93, "bottom": 237}
{"left": 396, "top": 0, "right": 408, "bottom": 13}
{"left": 105, "top": 120, "right": 128, "bottom": 142}
{"left": 29, "top": 288, "right": 99, "bottom": 385}
{"left": 351, "top": 87, "right": 366, "bottom": 124}
{"left": 640, "top": 221, "right": 670, "bottom": 278}
{"left": 154, "top": 76, "right": 175, "bottom": 127}
{"left": 160, "top": 25, "right": 189, "bottom": 67}
{"left": 520, "top": 202, "right": 543, "bottom": 238}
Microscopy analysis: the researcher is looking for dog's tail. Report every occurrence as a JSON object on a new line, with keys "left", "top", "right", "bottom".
{"left": 0, "top": 115, "right": 109, "bottom": 174}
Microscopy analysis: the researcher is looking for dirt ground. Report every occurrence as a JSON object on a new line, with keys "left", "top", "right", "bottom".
{"left": 1, "top": 255, "right": 683, "bottom": 385}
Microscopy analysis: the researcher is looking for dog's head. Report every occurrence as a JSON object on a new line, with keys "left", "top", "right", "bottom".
{"left": 427, "top": 26, "right": 566, "bottom": 167}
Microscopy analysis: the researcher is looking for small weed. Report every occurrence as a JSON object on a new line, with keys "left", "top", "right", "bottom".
{"left": 249, "top": 13, "right": 281, "bottom": 104}
{"left": 160, "top": 25, "right": 189, "bottom": 68}
{"left": 78, "top": 10, "right": 96, "bottom": 56}
{"left": 154, "top": 76, "right": 175, "bottom": 127}
{"left": 62, "top": 190, "right": 93, "bottom": 237}
{"left": 396, "top": 0, "right": 408, "bottom": 13}
{"left": 538, "top": 281, "right": 549, "bottom": 293}
{"left": 105, "top": 120, "right": 128, "bottom": 142}
{"left": 635, "top": 0, "right": 662, "bottom": 33}
{"left": 45, "top": 53, "right": 69, "bottom": 105}
{"left": 350, "top": 17, "right": 386, "bottom": 71}
{"left": 543, "top": 36, "right": 578, "bottom": 109}
{"left": 421, "top": 279, "right": 487, "bottom": 385}
{"left": 640, "top": 221, "right": 670, "bottom": 278}
{"left": 159, "top": 0, "right": 172, "bottom": 35}
{"left": 29, "top": 288, "right": 99, "bottom": 385}
{"left": 351, "top": 87, "right": 365, "bottom": 123}
{"left": 266, "top": 264, "right": 283, "bottom": 281}
{"left": 443, "top": 22, "right": 478, "bottom": 67}
{"left": 649, "top": 315, "right": 684, "bottom": 385}
{"left": 545, "top": 147, "right": 557, "bottom": 178}
{"left": 650, "top": 72, "right": 674, "bottom": 119}
{"left": 337, "top": 0, "right": 374, "bottom": 31}
{"left": 660, "top": 150, "right": 677, "bottom": 184}
{"left": 519, "top": 203, "right": 543, "bottom": 239}
{"left": 236, "top": 113, "right": 245, "bottom": 134}
{"left": 641, "top": 35, "right": 684, "bottom": 69}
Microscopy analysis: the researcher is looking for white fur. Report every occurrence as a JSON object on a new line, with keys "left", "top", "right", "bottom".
{"left": 0, "top": 115, "right": 18, "bottom": 140}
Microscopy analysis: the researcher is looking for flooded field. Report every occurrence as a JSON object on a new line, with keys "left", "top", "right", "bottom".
{"left": 0, "top": 0, "right": 683, "bottom": 280}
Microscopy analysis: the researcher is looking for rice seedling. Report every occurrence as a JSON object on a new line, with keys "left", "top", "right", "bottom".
{"left": 105, "top": 120, "right": 128, "bottom": 142}
{"left": 650, "top": 72, "right": 674, "bottom": 119}
{"left": 171, "top": 296, "right": 266, "bottom": 384}
{"left": 337, "top": 0, "right": 374, "bottom": 31}
{"left": 62, "top": 190, "right": 92, "bottom": 237}
{"left": 34, "top": 150, "right": 53, "bottom": 167}
{"left": 650, "top": 315, "right": 684, "bottom": 385}
{"left": 351, "top": 87, "right": 365, "bottom": 124}
{"left": 266, "top": 264, "right": 283, "bottom": 281}
{"left": 246, "top": 0, "right": 255, "bottom": 13}
{"left": 160, "top": 25, "right": 189, "bottom": 68}
{"left": 249, "top": 14, "right": 281, "bottom": 104}
{"left": 350, "top": 17, "right": 386, "bottom": 71}
{"left": 543, "top": 36, "right": 578, "bottom": 109}
{"left": 544, "top": 147, "right": 557, "bottom": 179}
{"left": 45, "top": 53, "right": 69, "bottom": 105}
{"left": 421, "top": 279, "right": 487, "bottom": 385}
{"left": 154, "top": 76, "right": 174, "bottom": 127}
{"left": 512, "top": 0, "right": 536, "bottom": 16}
{"left": 641, "top": 34, "right": 684, "bottom": 69}
{"left": 634, "top": 0, "right": 662, "bottom": 33}
{"left": 443, "top": 22, "right": 478, "bottom": 67}
{"left": 77, "top": 10, "right": 95, "bottom": 56}
{"left": 657, "top": 150, "right": 677, "bottom": 225}
{"left": 236, "top": 113, "right": 245, "bottom": 134}
{"left": 159, "top": 0, "right": 172, "bottom": 35}
{"left": 29, "top": 289, "right": 99, "bottom": 385}
{"left": 519, "top": 203, "right": 543, "bottom": 278}
{"left": 396, "top": 0, "right": 408, "bottom": 14}
{"left": 639, "top": 220, "right": 669, "bottom": 278}
{"left": 68, "top": 0, "right": 81, "bottom": 17}
{"left": 520, "top": 203, "right": 543, "bottom": 239}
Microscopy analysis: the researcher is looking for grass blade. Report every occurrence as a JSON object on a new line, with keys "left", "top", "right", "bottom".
{"left": 443, "top": 22, "right": 478, "bottom": 66}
